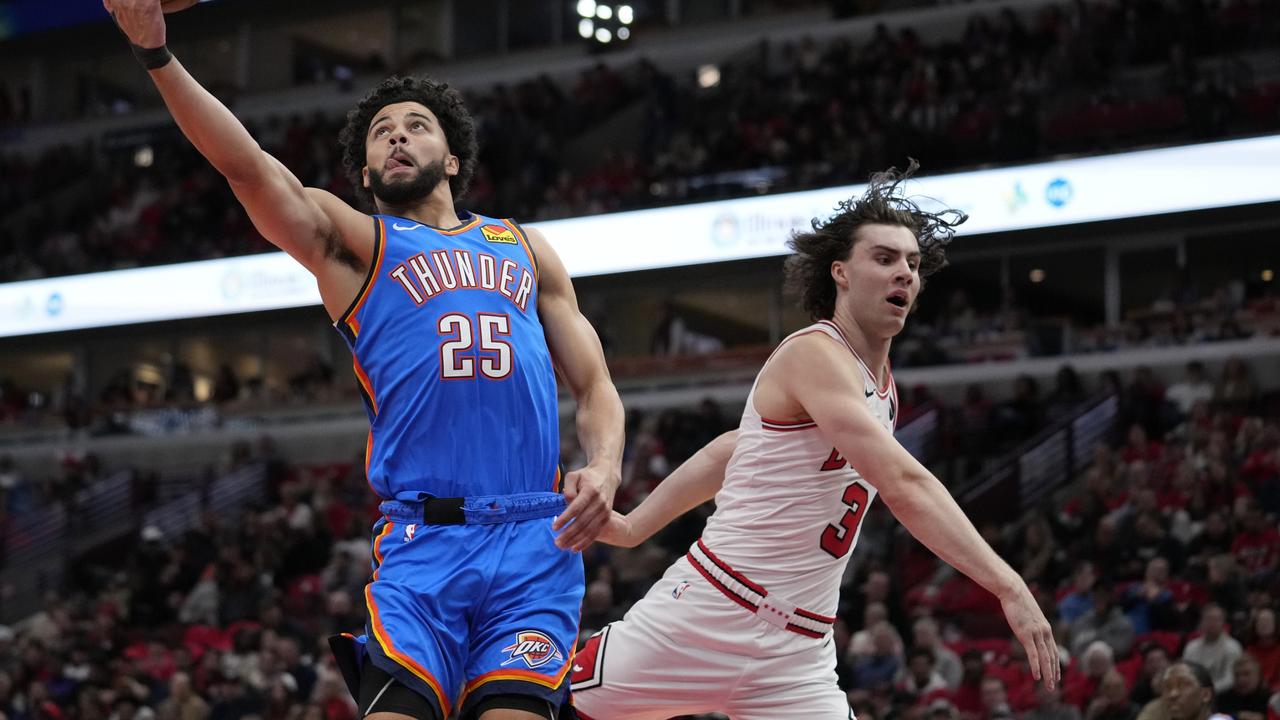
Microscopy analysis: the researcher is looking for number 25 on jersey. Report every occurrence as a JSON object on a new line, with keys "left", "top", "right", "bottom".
{"left": 438, "top": 312, "right": 512, "bottom": 380}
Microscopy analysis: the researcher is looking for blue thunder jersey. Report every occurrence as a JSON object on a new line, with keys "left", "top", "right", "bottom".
{"left": 334, "top": 212, "right": 560, "bottom": 500}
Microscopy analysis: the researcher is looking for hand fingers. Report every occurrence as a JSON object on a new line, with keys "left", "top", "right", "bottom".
{"left": 552, "top": 481, "right": 591, "bottom": 531}
{"left": 554, "top": 493, "right": 609, "bottom": 549}
{"left": 560, "top": 473, "right": 580, "bottom": 501}
{"left": 1027, "top": 624, "right": 1058, "bottom": 689}
{"left": 555, "top": 500, "right": 608, "bottom": 550}
{"left": 562, "top": 511, "right": 608, "bottom": 552}
{"left": 1032, "top": 630, "right": 1051, "bottom": 687}
{"left": 1046, "top": 628, "right": 1061, "bottom": 686}
{"left": 1021, "top": 628, "right": 1041, "bottom": 683}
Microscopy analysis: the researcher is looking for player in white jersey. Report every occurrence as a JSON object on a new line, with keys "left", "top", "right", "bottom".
{"left": 569, "top": 164, "right": 1060, "bottom": 720}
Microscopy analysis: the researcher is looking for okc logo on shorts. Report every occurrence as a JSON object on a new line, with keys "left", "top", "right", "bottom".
{"left": 500, "top": 630, "right": 563, "bottom": 669}
{"left": 672, "top": 580, "right": 691, "bottom": 599}
{"left": 403, "top": 524, "right": 416, "bottom": 542}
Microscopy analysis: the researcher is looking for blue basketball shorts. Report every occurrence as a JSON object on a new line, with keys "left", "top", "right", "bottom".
{"left": 340, "top": 494, "right": 584, "bottom": 718}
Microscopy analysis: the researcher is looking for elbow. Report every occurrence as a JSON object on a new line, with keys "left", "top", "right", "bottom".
{"left": 575, "top": 376, "right": 622, "bottom": 410}
{"left": 868, "top": 465, "right": 932, "bottom": 512}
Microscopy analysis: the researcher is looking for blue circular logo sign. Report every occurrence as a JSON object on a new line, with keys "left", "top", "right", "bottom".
{"left": 1045, "top": 178, "right": 1073, "bottom": 208}
{"left": 46, "top": 292, "right": 64, "bottom": 317}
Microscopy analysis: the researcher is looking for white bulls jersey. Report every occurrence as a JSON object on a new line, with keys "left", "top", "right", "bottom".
{"left": 571, "top": 319, "right": 895, "bottom": 719}
{"left": 697, "top": 319, "right": 897, "bottom": 621}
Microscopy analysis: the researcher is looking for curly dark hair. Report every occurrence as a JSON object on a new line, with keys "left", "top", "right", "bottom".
{"left": 783, "top": 160, "right": 966, "bottom": 321}
{"left": 338, "top": 75, "right": 479, "bottom": 205}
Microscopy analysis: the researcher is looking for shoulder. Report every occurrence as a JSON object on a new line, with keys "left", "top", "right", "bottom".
{"left": 520, "top": 225, "right": 572, "bottom": 293}
{"left": 521, "top": 224, "right": 553, "bottom": 256}
{"left": 769, "top": 328, "right": 852, "bottom": 372}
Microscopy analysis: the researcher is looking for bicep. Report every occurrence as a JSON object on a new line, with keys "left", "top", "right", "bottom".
{"left": 529, "top": 228, "right": 612, "bottom": 394}
{"left": 225, "top": 152, "right": 342, "bottom": 271}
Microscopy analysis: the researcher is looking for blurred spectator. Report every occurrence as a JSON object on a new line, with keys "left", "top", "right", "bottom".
{"left": 950, "top": 649, "right": 989, "bottom": 717}
{"left": 1181, "top": 603, "right": 1243, "bottom": 693}
{"left": 1216, "top": 357, "right": 1257, "bottom": 411}
{"left": 1064, "top": 641, "right": 1116, "bottom": 710}
{"left": 1017, "top": 513, "right": 1064, "bottom": 587}
{"left": 898, "top": 647, "right": 949, "bottom": 699}
{"left": 1129, "top": 643, "right": 1172, "bottom": 708}
{"left": 850, "top": 621, "right": 904, "bottom": 692}
{"left": 1229, "top": 499, "right": 1279, "bottom": 581}
{"left": 1027, "top": 682, "right": 1083, "bottom": 720}
{"left": 1215, "top": 653, "right": 1269, "bottom": 720}
{"left": 1084, "top": 669, "right": 1138, "bottom": 720}
{"left": 1166, "top": 362, "right": 1214, "bottom": 418}
{"left": 1122, "top": 558, "right": 1183, "bottom": 637}
{"left": 978, "top": 677, "right": 1013, "bottom": 720}
{"left": 1068, "top": 585, "right": 1135, "bottom": 658}
{"left": 1058, "top": 562, "right": 1099, "bottom": 625}
{"left": 913, "top": 616, "right": 963, "bottom": 689}
{"left": 157, "top": 672, "right": 209, "bottom": 720}
{"left": 1242, "top": 607, "right": 1279, "bottom": 691}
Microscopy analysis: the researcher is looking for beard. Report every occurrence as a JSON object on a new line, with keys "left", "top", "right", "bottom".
{"left": 368, "top": 158, "right": 447, "bottom": 206}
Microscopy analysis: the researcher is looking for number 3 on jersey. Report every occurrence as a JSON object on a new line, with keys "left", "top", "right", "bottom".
{"left": 820, "top": 481, "right": 870, "bottom": 559}
{"left": 438, "top": 312, "right": 512, "bottom": 380}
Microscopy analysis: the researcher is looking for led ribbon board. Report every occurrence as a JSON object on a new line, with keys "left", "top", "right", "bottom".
{"left": 2, "top": 134, "right": 1277, "bottom": 337}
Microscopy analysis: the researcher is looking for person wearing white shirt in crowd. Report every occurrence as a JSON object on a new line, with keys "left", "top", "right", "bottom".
{"left": 1182, "top": 604, "right": 1244, "bottom": 693}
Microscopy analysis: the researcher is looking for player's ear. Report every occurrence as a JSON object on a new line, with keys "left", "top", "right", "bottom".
{"left": 362, "top": 166, "right": 370, "bottom": 189}
{"left": 445, "top": 154, "right": 459, "bottom": 177}
{"left": 830, "top": 260, "right": 850, "bottom": 291}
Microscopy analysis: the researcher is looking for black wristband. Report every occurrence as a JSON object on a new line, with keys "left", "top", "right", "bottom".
{"left": 130, "top": 42, "right": 173, "bottom": 70}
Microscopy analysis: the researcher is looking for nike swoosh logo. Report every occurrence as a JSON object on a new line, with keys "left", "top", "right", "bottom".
{"left": 392, "top": 223, "right": 424, "bottom": 231}
{"left": 573, "top": 665, "right": 583, "bottom": 673}
{"left": 864, "top": 389, "right": 875, "bottom": 398}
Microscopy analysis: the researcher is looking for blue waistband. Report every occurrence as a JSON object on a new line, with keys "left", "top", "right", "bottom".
{"left": 379, "top": 491, "right": 566, "bottom": 525}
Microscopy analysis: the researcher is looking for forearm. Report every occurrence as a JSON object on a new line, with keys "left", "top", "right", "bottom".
{"left": 574, "top": 380, "right": 625, "bottom": 473}
{"left": 147, "top": 58, "right": 268, "bottom": 183}
{"left": 879, "top": 470, "right": 1024, "bottom": 601}
{"left": 626, "top": 430, "right": 736, "bottom": 545}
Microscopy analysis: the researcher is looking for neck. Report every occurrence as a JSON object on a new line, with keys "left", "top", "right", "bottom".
{"left": 375, "top": 183, "right": 460, "bottom": 228}
{"left": 827, "top": 307, "right": 891, "bottom": 389}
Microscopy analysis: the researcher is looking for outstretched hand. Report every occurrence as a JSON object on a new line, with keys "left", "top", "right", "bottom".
{"left": 104, "top": 0, "right": 167, "bottom": 49}
{"left": 552, "top": 464, "right": 620, "bottom": 552}
{"left": 1001, "top": 587, "right": 1060, "bottom": 690}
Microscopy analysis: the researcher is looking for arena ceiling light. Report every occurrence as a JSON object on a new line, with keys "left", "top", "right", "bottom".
{"left": 576, "top": 1, "right": 634, "bottom": 47}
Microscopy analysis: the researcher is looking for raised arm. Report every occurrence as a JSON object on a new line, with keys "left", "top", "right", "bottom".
{"left": 597, "top": 430, "right": 738, "bottom": 548}
{"left": 763, "top": 334, "right": 1060, "bottom": 689}
{"left": 525, "top": 227, "right": 625, "bottom": 552}
{"left": 105, "top": 0, "right": 368, "bottom": 279}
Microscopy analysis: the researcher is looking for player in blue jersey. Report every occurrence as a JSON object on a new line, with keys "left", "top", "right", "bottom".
{"left": 108, "top": 2, "right": 625, "bottom": 719}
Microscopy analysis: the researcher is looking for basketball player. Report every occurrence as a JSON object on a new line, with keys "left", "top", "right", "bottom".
{"left": 570, "top": 166, "right": 1059, "bottom": 719}
{"left": 107, "top": 2, "right": 624, "bottom": 719}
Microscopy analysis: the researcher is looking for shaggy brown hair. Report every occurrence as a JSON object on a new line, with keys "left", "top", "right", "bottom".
{"left": 783, "top": 160, "right": 965, "bottom": 320}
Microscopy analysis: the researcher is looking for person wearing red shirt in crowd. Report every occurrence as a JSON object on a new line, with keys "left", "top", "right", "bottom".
{"left": 1244, "top": 608, "right": 1280, "bottom": 691}
{"left": 1230, "top": 500, "right": 1279, "bottom": 580}
{"left": 939, "top": 649, "right": 991, "bottom": 718}
{"left": 1063, "top": 641, "right": 1117, "bottom": 710}
{"left": 1122, "top": 425, "right": 1165, "bottom": 465}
